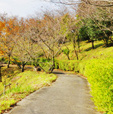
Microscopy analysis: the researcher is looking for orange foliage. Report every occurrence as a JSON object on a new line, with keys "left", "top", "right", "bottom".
{"left": 0, "top": 21, "right": 5, "bottom": 35}
{"left": 0, "top": 17, "right": 20, "bottom": 56}
{"left": 4, "top": 18, "right": 19, "bottom": 36}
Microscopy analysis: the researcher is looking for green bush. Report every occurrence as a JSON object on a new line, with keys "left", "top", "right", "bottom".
{"left": 85, "top": 58, "right": 113, "bottom": 113}
{"left": 78, "top": 60, "right": 87, "bottom": 75}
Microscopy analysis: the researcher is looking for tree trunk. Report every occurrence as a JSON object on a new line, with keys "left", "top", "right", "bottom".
{"left": 7, "top": 55, "right": 11, "bottom": 68}
{"left": 49, "top": 65, "right": 55, "bottom": 73}
{"left": 73, "top": 38, "right": 79, "bottom": 60}
{"left": 22, "top": 65, "right": 25, "bottom": 72}
{"left": 22, "top": 62, "right": 26, "bottom": 72}
{"left": 77, "top": 36, "right": 80, "bottom": 52}
{"left": 0, "top": 67, "right": 2, "bottom": 82}
{"left": 17, "top": 64, "right": 21, "bottom": 69}
{"left": 74, "top": 49, "right": 79, "bottom": 60}
{"left": 73, "top": 44, "right": 79, "bottom": 60}
{"left": 92, "top": 40, "right": 94, "bottom": 49}
{"left": 49, "top": 56, "right": 55, "bottom": 73}
{"left": 67, "top": 54, "right": 70, "bottom": 60}
{"left": 105, "top": 38, "right": 109, "bottom": 47}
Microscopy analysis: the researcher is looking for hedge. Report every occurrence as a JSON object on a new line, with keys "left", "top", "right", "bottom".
{"left": 55, "top": 59, "right": 79, "bottom": 72}
{"left": 85, "top": 59, "right": 113, "bottom": 113}
{"left": 55, "top": 58, "right": 113, "bottom": 114}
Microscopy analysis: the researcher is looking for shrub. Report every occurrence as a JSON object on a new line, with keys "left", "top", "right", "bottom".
{"left": 85, "top": 58, "right": 113, "bottom": 113}
{"left": 78, "top": 60, "right": 87, "bottom": 75}
{"left": 55, "top": 59, "right": 79, "bottom": 72}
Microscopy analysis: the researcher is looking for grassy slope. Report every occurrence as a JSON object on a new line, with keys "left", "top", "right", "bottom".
{"left": 57, "top": 41, "right": 113, "bottom": 74}
{"left": 56, "top": 41, "right": 111, "bottom": 73}
{"left": 0, "top": 67, "right": 57, "bottom": 113}
{"left": 58, "top": 41, "right": 113, "bottom": 61}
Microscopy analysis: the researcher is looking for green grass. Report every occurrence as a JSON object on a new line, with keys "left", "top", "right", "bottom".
{"left": 0, "top": 68, "right": 57, "bottom": 113}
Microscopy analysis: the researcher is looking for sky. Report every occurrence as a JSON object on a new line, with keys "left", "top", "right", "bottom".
{"left": 0, "top": 0, "right": 60, "bottom": 18}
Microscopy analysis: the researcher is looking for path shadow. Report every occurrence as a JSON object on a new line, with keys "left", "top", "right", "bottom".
{"left": 53, "top": 71, "right": 64, "bottom": 74}
{"left": 26, "top": 67, "right": 33, "bottom": 69}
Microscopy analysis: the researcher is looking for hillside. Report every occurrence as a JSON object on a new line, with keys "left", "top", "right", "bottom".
{"left": 0, "top": 67, "right": 57, "bottom": 113}
{"left": 57, "top": 41, "right": 113, "bottom": 61}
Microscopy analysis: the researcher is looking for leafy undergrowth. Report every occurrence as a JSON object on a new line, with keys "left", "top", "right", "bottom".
{"left": 56, "top": 41, "right": 113, "bottom": 114}
{"left": 0, "top": 67, "right": 57, "bottom": 113}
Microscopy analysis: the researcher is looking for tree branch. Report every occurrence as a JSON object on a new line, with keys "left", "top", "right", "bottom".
{"left": 49, "top": 0, "right": 113, "bottom": 7}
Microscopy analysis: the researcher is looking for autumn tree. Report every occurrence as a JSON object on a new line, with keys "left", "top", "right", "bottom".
{"left": 14, "top": 37, "right": 31, "bottom": 72}
{"left": 0, "top": 21, "right": 5, "bottom": 56}
{"left": 13, "top": 18, "right": 45, "bottom": 72}
{"left": 12, "top": 18, "right": 33, "bottom": 72}
{"left": 0, "top": 17, "right": 19, "bottom": 68}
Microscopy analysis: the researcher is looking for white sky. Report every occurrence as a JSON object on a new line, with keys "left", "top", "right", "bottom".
{"left": 0, "top": 0, "right": 59, "bottom": 18}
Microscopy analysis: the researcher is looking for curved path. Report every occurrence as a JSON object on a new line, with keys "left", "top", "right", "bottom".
{"left": 5, "top": 71, "right": 100, "bottom": 114}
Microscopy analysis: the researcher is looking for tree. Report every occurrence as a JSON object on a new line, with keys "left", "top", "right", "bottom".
{"left": 50, "top": 0, "right": 113, "bottom": 47}
{"left": 14, "top": 36, "right": 31, "bottom": 72}
{"left": 60, "top": 12, "right": 81, "bottom": 60}
{"left": 12, "top": 18, "right": 36, "bottom": 72}
{"left": 0, "top": 17, "right": 19, "bottom": 68}
{"left": 82, "top": 0, "right": 113, "bottom": 7}
{"left": 76, "top": 0, "right": 113, "bottom": 46}
{"left": 0, "top": 63, "right": 3, "bottom": 82}
{"left": 0, "top": 18, "right": 5, "bottom": 56}
{"left": 28, "top": 13, "right": 70, "bottom": 73}
{"left": 50, "top": 0, "right": 113, "bottom": 7}
{"left": 84, "top": 19, "right": 101, "bottom": 49}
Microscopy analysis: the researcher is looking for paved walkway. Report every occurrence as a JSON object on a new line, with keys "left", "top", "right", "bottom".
{"left": 5, "top": 71, "right": 100, "bottom": 114}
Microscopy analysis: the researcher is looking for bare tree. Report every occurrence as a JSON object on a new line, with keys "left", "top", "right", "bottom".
{"left": 12, "top": 18, "right": 39, "bottom": 72}
{"left": 28, "top": 12, "right": 71, "bottom": 73}
{"left": 48, "top": 0, "right": 113, "bottom": 7}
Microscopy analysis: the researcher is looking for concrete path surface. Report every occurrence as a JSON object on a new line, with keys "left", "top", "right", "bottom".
{"left": 5, "top": 71, "right": 100, "bottom": 114}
